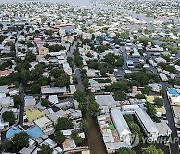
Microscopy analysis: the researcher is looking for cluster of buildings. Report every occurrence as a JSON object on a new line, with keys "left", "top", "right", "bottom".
{"left": 95, "top": 95, "right": 172, "bottom": 153}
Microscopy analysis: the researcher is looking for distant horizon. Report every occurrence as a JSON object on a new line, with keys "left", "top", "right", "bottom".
{"left": 0, "top": 0, "right": 95, "bottom": 6}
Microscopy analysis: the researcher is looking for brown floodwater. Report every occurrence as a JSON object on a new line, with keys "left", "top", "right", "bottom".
{"left": 85, "top": 112, "right": 107, "bottom": 154}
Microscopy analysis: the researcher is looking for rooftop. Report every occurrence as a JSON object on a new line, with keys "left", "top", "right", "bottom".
{"left": 26, "top": 109, "right": 45, "bottom": 122}
{"left": 26, "top": 125, "right": 44, "bottom": 138}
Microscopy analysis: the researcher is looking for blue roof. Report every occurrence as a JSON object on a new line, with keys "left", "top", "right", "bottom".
{"left": 26, "top": 125, "right": 43, "bottom": 138}
{"left": 25, "top": 95, "right": 33, "bottom": 99}
{"left": 168, "top": 89, "right": 179, "bottom": 95}
{"left": 94, "top": 39, "right": 100, "bottom": 45}
{"left": 6, "top": 127, "right": 22, "bottom": 139}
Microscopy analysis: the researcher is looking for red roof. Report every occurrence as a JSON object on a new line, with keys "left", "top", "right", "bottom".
{"left": 0, "top": 70, "right": 12, "bottom": 76}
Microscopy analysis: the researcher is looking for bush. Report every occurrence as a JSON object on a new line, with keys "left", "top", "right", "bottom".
{"left": 55, "top": 117, "right": 73, "bottom": 130}
{"left": 12, "top": 132, "right": 29, "bottom": 148}
{"left": 38, "top": 144, "right": 53, "bottom": 154}
{"left": 71, "top": 130, "right": 83, "bottom": 146}
{"left": 2, "top": 111, "right": 15, "bottom": 125}
{"left": 54, "top": 131, "right": 66, "bottom": 144}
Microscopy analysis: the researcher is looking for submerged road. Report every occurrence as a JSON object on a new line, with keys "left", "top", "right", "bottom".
{"left": 69, "top": 39, "right": 107, "bottom": 154}
{"left": 18, "top": 83, "right": 25, "bottom": 126}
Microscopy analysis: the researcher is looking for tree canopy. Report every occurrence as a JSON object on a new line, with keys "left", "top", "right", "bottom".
{"left": 142, "top": 145, "right": 164, "bottom": 154}
{"left": 71, "top": 130, "right": 83, "bottom": 146}
{"left": 117, "top": 147, "right": 136, "bottom": 154}
{"left": 55, "top": 117, "right": 73, "bottom": 130}
{"left": 145, "top": 102, "right": 160, "bottom": 123}
{"left": 38, "top": 144, "right": 53, "bottom": 154}
{"left": 88, "top": 93, "right": 101, "bottom": 117}
{"left": 12, "top": 132, "right": 29, "bottom": 148}
{"left": 2, "top": 111, "right": 15, "bottom": 125}
{"left": 54, "top": 131, "right": 66, "bottom": 145}
{"left": 74, "top": 90, "right": 87, "bottom": 110}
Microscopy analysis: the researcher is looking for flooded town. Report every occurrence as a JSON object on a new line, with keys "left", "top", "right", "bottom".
{"left": 0, "top": 0, "right": 179, "bottom": 154}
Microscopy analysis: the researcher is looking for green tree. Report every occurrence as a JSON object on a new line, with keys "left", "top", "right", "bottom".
{"left": 124, "top": 115, "right": 134, "bottom": 123}
{"left": 146, "top": 102, "right": 160, "bottom": 123}
{"left": 80, "top": 120, "right": 89, "bottom": 132}
{"left": 0, "top": 35, "right": 6, "bottom": 43}
{"left": 56, "top": 74, "right": 70, "bottom": 87}
{"left": 117, "top": 147, "right": 136, "bottom": 154}
{"left": 141, "top": 86, "right": 152, "bottom": 95}
{"left": 54, "top": 131, "right": 66, "bottom": 144}
{"left": 45, "top": 30, "right": 53, "bottom": 36}
{"left": 71, "top": 130, "right": 83, "bottom": 146}
{"left": 129, "top": 123, "right": 141, "bottom": 134}
{"left": 2, "top": 111, "right": 15, "bottom": 125}
{"left": 86, "top": 52, "right": 93, "bottom": 58}
{"left": 34, "top": 63, "right": 45, "bottom": 75}
{"left": 25, "top": 50, "right": 36, "bottom": 62}
{"left": 12, "top": 132, "right": 29, "bottom": 148}
{"left": 115, "top": 57, "right": 124, "bottom": 67}
{"left": 100, "top": 67, "right": 107, "bottom": 77}
{"left": 41, "top": 99, "right": 49, "bottom": 107}
{"left": 114, "top": 91, "right": 126, "bottom": 101}
{"left": 154, "top": 97, "right": 163, "bottom": 107}
{"left": 38, "top": 144, "right": 53, "bottom": 154}
{"left": 161, "top": 55, "right": 171, "bottom": 62}
{"left": 175, "top": 59, "right": 180, "bottom": 66}
{"left": 74, "top": 90, "right": 87, "bottom": 110}
{"left": 142, "top": 145, "right": 164, "bottom": 154}
{"left": 51, "top": 68, "right": 64, "bottom": 79}
{"left": 38, "top": 76, "right": 49, "bottom": 86}
{"left": 88, "top": 94, "right": 101, "bottom": 117}
{"left": 1, "top": 140, "right": 13, "bottom": 151}
{"left": 82, "top": 78, "right": 89, "bottom": 90}
{"left": 30, "top": 84, "right": 41, "bottom": 94}
{"left": 55, "top": 117, "right": 73, "bottom": 130}
{"left": 13, "top": 95, "right": 21, "bottom": 105}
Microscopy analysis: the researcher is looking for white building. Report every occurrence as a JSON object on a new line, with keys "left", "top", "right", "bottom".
{"left": 111, "top": 109, "right": 131, "bottom": 147}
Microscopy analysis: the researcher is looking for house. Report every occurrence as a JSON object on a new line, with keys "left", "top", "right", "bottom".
{"left": 148, "top": 83, "right": 162, "bottom": 92}
{"left": 95, "top": 95, "right": 119, "bottom": 107}
{"left": 41, "top": 87, "right": 67, "bottom": 95}
{"left": 70, "top": 85, "right": 76, "bottom": 94}
{"left": 126, "top": 60, "right": 134, "bottom": 69}
{"left": 0, "top": 97, "right": 14, "bottom": 108}
{"left": 6, "top": 127, "right": 22, "bottom": 139}
{"left": 73, "top": 100, "right": 79, "bottom": 109}
{"left": 48, "top": 95, "right": 59, "bottom": 104}
{"left": 88, "top": 79, "right": 101, "bottom": 92}
{"left": 62, "top": 138, "right": 76, "bottom": 151}
{"left": 63, "top": 63, "right": 72, "bottom": 75}
{"left": 155, "top": 123, "right": 172, "bottom": 136}
{"left": 0, "top": 85, "right": 9, "bottom": 94}
{"left": 167, "top": 88, "right": 180, "bottom": 106}
{"left": 41, "top": 138, "right": 57, "bottom": 148}
{"left": 110, "top": 109, "right": 131, "bottom": 147}
{"left": 0, "top": 119, "right": 9, "bottom": 130}
{"left": 25, "top": 109, "right": 45, "bottom": 122}
{"left": 135, "top": 107, "right": 159, "bottom": 141}
{"left": 26, "top": 125, "right": 44, "bottom": 139}
{"left": 123, "top": 105, "right": 159, "bottom": 140}
{"left": 48, "top": 110, "right": 68, "bottom": 124}
{"left": 24, "top": 96, "right": 36, "bottom": 109}
{"left": 19, "top": 146, "right": 36, "bottom": 154}
{"left": 159, "top": 73, "right": 168, "bottom": 82}
{"left": 172, "top": 106, "right": 180, "bottom": 127}
{"left": 0, "top": 70, "right": 12, "bottom": 77}
{"left": 34, "top": 116, "right": 54, "bottom": 135}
